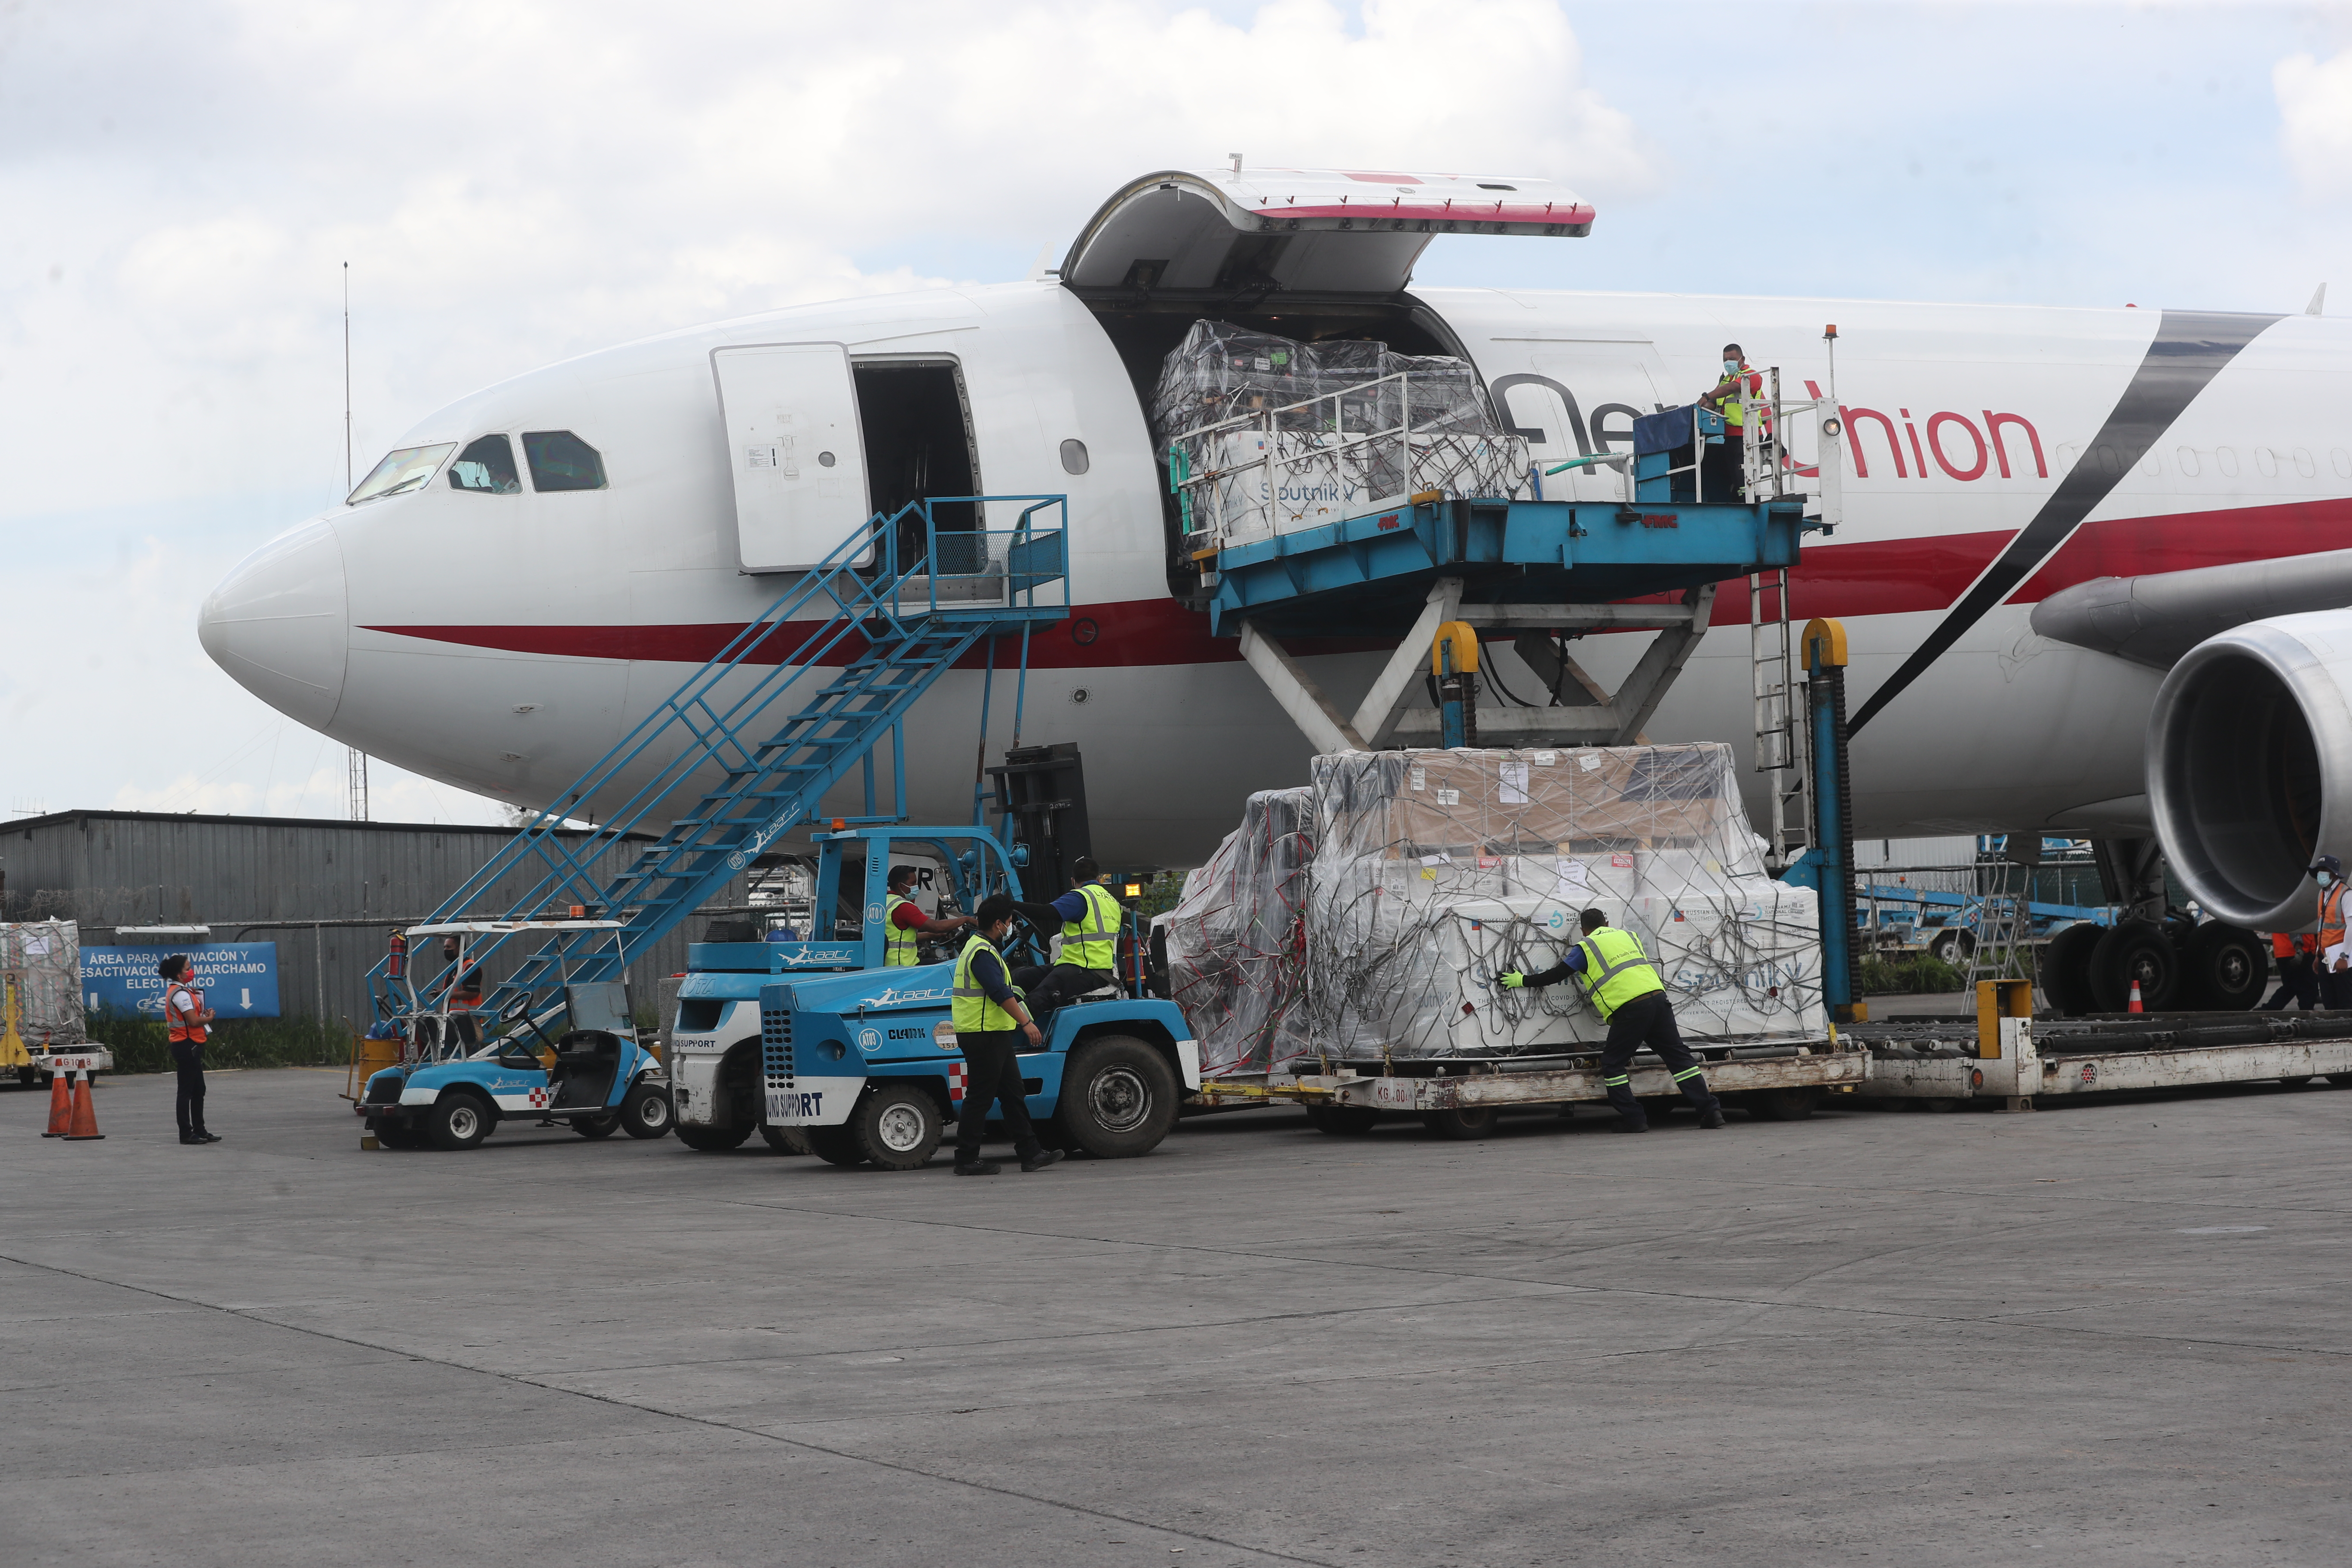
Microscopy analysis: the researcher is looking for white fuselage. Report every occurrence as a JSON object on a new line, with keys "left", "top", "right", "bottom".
{"left": 199, "top": 280, "right": 2352, "bottom": 864}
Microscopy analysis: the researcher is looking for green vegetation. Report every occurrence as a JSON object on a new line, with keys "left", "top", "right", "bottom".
{"left": 1128, "top": 870, "right": 1188, "bottom": 923}
{"left": 83, "top": 1011, "right": 357, "bottom": 1074}
{"left": 1858, "top": 954, "right": 1967, "bottom": 995}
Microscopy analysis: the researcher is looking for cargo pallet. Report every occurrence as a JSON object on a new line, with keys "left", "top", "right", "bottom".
{"left": 1857, "top": 980, "right": 2352, "bottom": 1110}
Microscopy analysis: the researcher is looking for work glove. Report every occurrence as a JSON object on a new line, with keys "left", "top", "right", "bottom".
{"left": 1498, "top": 972, "right": 1526, "bottom": 989}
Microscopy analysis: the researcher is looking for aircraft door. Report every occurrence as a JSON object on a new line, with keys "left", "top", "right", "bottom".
{"left": 712, "top": 343, "right": 875, "bottom": 573}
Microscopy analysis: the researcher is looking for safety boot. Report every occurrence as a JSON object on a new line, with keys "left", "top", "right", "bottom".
{"left": 1698, "top": 1107, "right": 1726, "bottom": 1130}
{"left": 953, "top": 1159, "right": 1001, "bottom": 1176}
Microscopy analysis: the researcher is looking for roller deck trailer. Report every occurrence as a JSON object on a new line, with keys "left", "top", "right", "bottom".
{"left": 1857, "top": 982, "right": 2352, "bottom": 1110}
{"left": 1192, "top": 1035, "right": 1869, "bottom": 1136}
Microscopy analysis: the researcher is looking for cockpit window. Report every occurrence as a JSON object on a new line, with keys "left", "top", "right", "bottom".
{"left": 522, "top": 431, "right": 607, "bottom": 492}
{"left": 448, "top": 434, "right": 522, "bottom": 493}
{"left": 347, "top": 443, "right": 457, "bottom": 505}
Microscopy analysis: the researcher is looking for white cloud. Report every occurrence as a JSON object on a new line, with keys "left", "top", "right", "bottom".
{"left": 2275, "top": 47, "right": 2352, "bottom": 197}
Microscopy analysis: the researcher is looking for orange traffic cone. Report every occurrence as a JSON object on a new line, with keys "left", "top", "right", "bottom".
{"left": 62, "top": 1071, "right": 104, "bottom": 1141}
{"left": 2128, "top": 979, "right": 2144, "bottom": 1014}
{"left": 40, "top": 1070, "right": 71, "bottom": 1136}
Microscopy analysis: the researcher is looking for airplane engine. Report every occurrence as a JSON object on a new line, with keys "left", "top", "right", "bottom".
{"left": 2146, "top": 609, "right": 2352, "bottom": 930}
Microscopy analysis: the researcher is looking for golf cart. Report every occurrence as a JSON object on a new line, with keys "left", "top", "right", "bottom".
{"left": 356, "top": 920, "right": 672, "bottom": 1151}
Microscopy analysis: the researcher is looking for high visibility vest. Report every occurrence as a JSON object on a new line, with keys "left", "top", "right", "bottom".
{"left": 2273, "top": 931, "right": 2319, "bottom": 960}
{"left": 1571, "top": 926, "right": 1666, "bottom": 1020}
{"left": 1714, "top": 365, "right": 1761, "bottom": 428}
{"left": 1060, "top": 882, "right": 1121, "bottom": 971}
{"left": 883, "top": 893, "right": 921, "bottom": 967}
{"left": 2321, "top": 883, "right": 2347, "bottom": 950}
{"left": 952, "top": 933, "right": 1017, "bottom": 1033}
{"left": 164, "top": 979, "right": 207, "bottom": 1044}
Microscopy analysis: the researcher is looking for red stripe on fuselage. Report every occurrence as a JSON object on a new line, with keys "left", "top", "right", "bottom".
{"left": 363, "top": 499, "right": 2352, "bottom": 663}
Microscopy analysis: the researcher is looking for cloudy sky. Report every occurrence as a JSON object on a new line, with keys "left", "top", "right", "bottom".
{"left": 2, "top": 0, "right": 2347, "bottom": 827}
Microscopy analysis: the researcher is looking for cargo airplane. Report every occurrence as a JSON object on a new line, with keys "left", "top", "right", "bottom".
{"left": 200, "top": 166, "right": 2352, "bottom": 939}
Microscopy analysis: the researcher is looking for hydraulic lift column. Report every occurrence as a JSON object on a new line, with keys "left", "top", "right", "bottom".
{"left": 1804, "top": 618, "right": 1862, "bottom": 1023}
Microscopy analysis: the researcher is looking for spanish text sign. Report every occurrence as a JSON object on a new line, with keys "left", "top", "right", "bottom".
{"left": 81, "top": 944, "right": 282, "bottom": 1020}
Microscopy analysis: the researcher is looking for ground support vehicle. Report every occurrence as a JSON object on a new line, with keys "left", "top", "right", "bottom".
{"left": 1858, "top": 980, "right": 2352, "bottom": 1110}
{"left": 760, "top": 966, "right": 1199, "bottom": 1168}
{"left": 13, "top": 1044, "right": 115, "bottom": 1087}
{"left": 1190, "top": 1037, "right": 1869, "bottom": 1137}
{"left": 670, "top": 823, "right": 1035, "bottom": 1152}
{"left": 355, "top": 920, "right": 672, "bottom": 1151}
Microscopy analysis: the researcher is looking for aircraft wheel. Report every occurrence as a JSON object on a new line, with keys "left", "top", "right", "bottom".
{"left": 620, "top": 1081, "right": 674, "bottom": 1139}
{"left": 2040, "top": 922, "right": 2106, "bottom": 1017}
{"left": 2089, "top": 919, "right": 2180, "bottom": 1011}
{"left": 426, "top": 1092, "right": 494, "bottom": 1151}
{"left": 2181, "top": 922, "right": 2266, "bottom": 1011}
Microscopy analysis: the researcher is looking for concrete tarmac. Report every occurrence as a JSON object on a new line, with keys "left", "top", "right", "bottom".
{"left": 4, "top": 1068, "right": 2350, "bottom": 1566}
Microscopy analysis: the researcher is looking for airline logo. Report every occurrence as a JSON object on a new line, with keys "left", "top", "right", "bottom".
{"left": 863, "top": 983, "right": 950, "bottom": 1008}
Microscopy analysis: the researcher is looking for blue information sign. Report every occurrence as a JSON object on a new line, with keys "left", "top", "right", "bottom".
{"left": 81, "top": 944, "right": 282, "bottom": 1020}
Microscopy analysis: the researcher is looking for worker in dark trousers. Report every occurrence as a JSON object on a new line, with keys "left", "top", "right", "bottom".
{"left": 1696, "top": 342, "right": 1761, "bottom": 502}
{"left": 1499, "top": 909, "right": 1725, "bottom": 1132}
{"left": 2262, "top": 930, "right": 2320, "bottom": 1011}
{"left": 2317, "top": 856, "right": 2352, "bottom": 1010}
{"left": 1011, "top": 856, "right": 1123, "bottom": 1018}
{"left": 949, "top": 894, "right": 1064, "bottom": 1176}
{"left": 159, "top": 956, "right": 221, "bottom": 1145}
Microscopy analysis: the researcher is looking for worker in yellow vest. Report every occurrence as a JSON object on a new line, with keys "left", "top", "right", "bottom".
{"left": 1499, "top": 908, "right": 1725, "bottom": 1132}
{"left": 882, "top": 864, "right": 975, "bottom": 967}
{"left": 1696, "top": 342, "right": 1761, "bottom": 503}
{"left": 1012, "top": 856, "right": 1126, "bottom": 1017}
{"left": 949, "top": 894, "right": 1063, "bottom": 1176}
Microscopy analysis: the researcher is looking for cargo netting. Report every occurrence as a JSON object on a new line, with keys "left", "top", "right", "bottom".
{"left": 1159, "top": 788, "right": 1314, "bottom": 1078}
{"left": 1, "top": 920, "right": 86, "bottom": 1046}
{"left": 1306, "top": 746, "right": 1825, "bottom": 1058}
{"left": 1148, "top": 321, "right": 1528, "bottom": 550}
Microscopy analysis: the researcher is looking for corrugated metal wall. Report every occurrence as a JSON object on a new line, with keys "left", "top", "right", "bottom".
{"left": 0, "top": 812, "right": 742, "bottom": 1025}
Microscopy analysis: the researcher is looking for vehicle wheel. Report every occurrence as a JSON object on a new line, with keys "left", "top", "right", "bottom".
{"left": 760, "top": 1125, "right": 812, "bottom": 1155}
{"left": 2040, "top": 922, "right": 2106, "bottom": 1017}
{"left": 572, "top": 1113, "right": 620, "bottom": 1139}
{"left": 847, "top": 1083, "right": 943, "bottom": 1171}
{"left": 426, "top": 1092, "right": 494, "bottom": 1151}
{"left": 1305, "top": 1104, "right": 1380, "bottom": 1136}
{"left": 675, "top": 1121, "right": 756, "bottom": 1152}
{"left": 1746, "top": 1087, "right": 1820, "bottom": 1122}
{"left": 1929, "top": 928, "right": 1976, "bottom": 968}
{"left": 1054, "top": 1034, "right": 1180, "bottom": 1158}
{"left": 620, "top": 1081, "right": 674, "bottom": 1139}
{"left": 803, "top": 1126, "right": 866, "bottom": 1167}
{"left": 1421, "top": 1105, "right": 1498, "bottom": 1140}
{"left": 373, "top": 1118, "right": 423, "bottom": 1150}
{"left": 2088, "top": 919, "right": 2180, "bottom": 1011}
{"left": 2181, "top": 922, "right": 2266, "bottom": 1011}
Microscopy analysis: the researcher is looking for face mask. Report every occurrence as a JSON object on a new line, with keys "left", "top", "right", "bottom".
{"left": 2322, "top": 872, "right": 2334, "bottom": 887}
{"left": 1723, "top": 359, "right": 1739, "bottom": 374}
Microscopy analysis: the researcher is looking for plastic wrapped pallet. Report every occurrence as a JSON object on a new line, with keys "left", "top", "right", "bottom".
{"left": 1150, "top": 321, "right": 1528, "bottom": 548}
{"left": 1158, "top": 788, "right": 1316, "bottom": 1078}
{"left": 1304, "top": 745, "right": 1824, "bottom": 1059}
{"left": 1, "top": 919, "right": 86, "bottom": 1047}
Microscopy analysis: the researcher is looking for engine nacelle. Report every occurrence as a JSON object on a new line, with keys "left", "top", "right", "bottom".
{"left": 2147, "top": 609, "right": 2352, "bottom": 930}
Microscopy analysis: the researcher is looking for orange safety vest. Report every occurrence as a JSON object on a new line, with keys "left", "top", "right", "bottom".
{"left": 2321, "top": 884, "right": 2347, "bottom": 951}
{"left": 164, "top": 977, "right": 207, "bottom": 1044}
{"left": 2271, "top": 931, "right": 2320, "bottom": 960}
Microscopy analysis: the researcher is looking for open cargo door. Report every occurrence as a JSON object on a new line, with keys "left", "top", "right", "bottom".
{"left": 713, "top": 343, "right": 874, "bottom": 573}
{"left": 1061, "top": 166, "right": 1593, "bottom": 296}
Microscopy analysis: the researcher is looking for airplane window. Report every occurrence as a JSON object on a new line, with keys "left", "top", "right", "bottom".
{"left": 447, "top": 434, "right": 521, "bottom": 494}
{"left": 2095, "top": 445, "right": 2122, "bottom": 477}
{"left": 1060, "top": 439, "right": 1090, "bottom": 475}
{"left": 2256, "top": 448, "right": 2278, "bottom": 478}
{"left": 2294, "top": 448, "right": 2317, "bottom": 479}
{"left": 522, "top": 431, "right": 607, "bottom": 492}
{"left": 2333, "top": 449, "right": 2351, "bottom": 480}
{"left": 2176, "top": 447, "right": 2201, "bottom": 478}
{"left": 347, "top": 443, "right": 457, "bottom": 505}
{"left": 2216, "top": 446, "right": 2240, "bottom": 477}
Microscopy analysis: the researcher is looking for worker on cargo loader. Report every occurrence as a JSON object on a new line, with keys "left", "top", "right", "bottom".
{"left": 949, "top": 895, "right": 1063, "bottom": 1176}
{"left": 1696, "top": 343, "right": 1761, "bottom": 503}
{"left": 1498, "top": 910, "right": 1726, "bottom": 1133}
{"left": 883, "top": 864, "right": 974, "bottom": 966}
{"left": 2315, "top": 856, "right": 2351, "bottom": 1008}
{"left": 2262, "top": 928, "right": 2321, "bottom": 1011}
{"left": 1011, "top": 856, "right": 1123, "bottom": 1017}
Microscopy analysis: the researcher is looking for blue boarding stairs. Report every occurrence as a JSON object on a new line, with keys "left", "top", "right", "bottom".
{"left": 365, "top": 496, "right": 1070, "bottom": 1038}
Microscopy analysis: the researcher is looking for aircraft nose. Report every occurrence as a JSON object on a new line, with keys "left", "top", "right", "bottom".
{"left": 198, "top": 518, "right": 351, "bottom": 730}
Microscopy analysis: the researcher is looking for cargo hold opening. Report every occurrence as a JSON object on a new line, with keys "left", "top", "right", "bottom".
{"left": 853, "top": 359, "right": 980, "bottom": 570}
{"left": 1068, "top": 288, "right": 1480, "bottom": 598}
